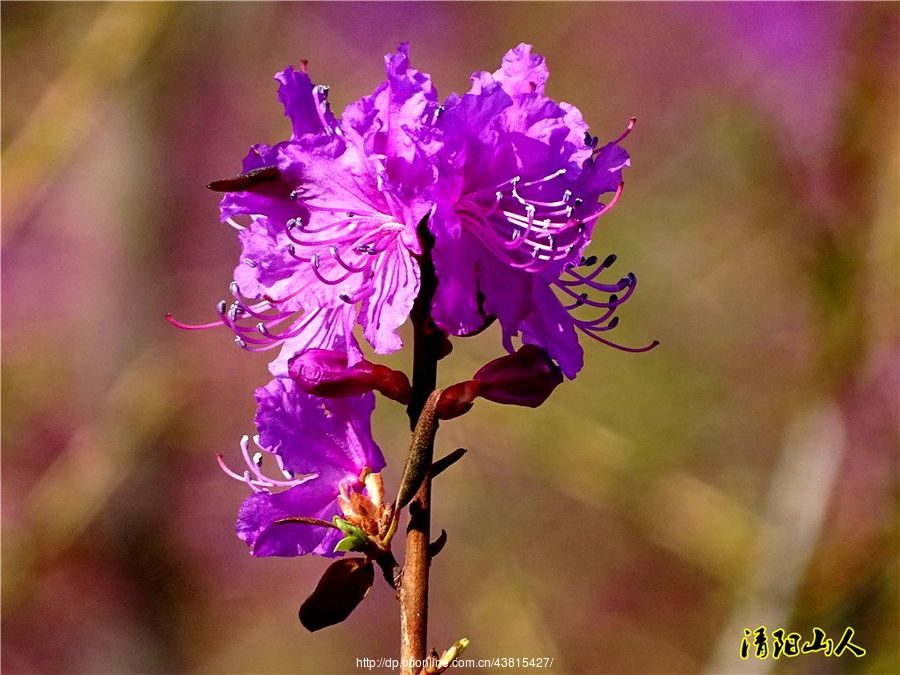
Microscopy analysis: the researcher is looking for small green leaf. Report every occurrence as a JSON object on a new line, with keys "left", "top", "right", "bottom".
{"left": 331, "top": 517, "right": 371, "bottom": 553}
{"left": 332, "top": 516, "right": 361, "bottom": 536}
{"left": 333, "top": 534, "right": 368, "bottom": 553}
{"left": 334, "top": 536, "right": 356, "bottom": 552}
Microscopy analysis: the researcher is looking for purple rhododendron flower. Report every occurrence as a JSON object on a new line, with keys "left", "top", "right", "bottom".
{"left": 206, "top": 45, "right": 437, "bottom": 374}
{"left": 219, "top": 377, "right": 385, "bottom": 557}
{"left": 428, "top": 44, "right": 654, "bottom": 378}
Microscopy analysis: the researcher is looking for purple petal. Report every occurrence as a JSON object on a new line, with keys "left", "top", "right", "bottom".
{"left": 430, "top": 214, "right": 484, "bottom": 335}
{"left": 275, "top": 65, "right": 336, "bottom": 139}
{"left": 254, "top": 377, "right": 384, "bottom": 478}
{"left": 580, "top": 142, "right": 631, "bottom": 195}
{"left": 237, "top": 482, "right": 343, "bottom": 557}
{"left": 479, "top": 255, "right": 532, "bottom": 347}
{"left": 520, "top": 283, "right": 583, "bottom": 379}
{"left": 359, "top": 241, "right": 420, "bottom": 353}
{"left": 268, "top": 305, "right": 362, "bottom": 376}
{"left": 493, "top": 43, "right": 550, "bottom": 96}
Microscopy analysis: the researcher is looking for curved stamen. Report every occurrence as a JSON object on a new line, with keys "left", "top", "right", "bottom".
{"left": 286, "top": 221, "right": 352, "bottom": 247}
{"left": 164, "top": 313, "right": 223, "bottom": 331}
{"left": 505, "top": 204, "right": 535, "bottom": 250}
{"left": 461, "top": 208, "right": 569, "bottom": 272}
{"left": 311, "top": 254, "right": 354, "bottom": 285}
{"left": 582, "top": 182, "right": 624, "bottom": 223}
{"left": 559, "top": 270, "right": 632, "bottom": 294}
{"left": 288, "top": 214, "right": 366, "bottom": 235}
{"left": 605, "top": 116, "right": 637, "bottom": 147}
{"left": 575, "top": 312, "right": 620, "bottom": 329}
{"left": 264, "top": 286, "right": 305, "bottom": 305}
{"left": 287, "top": 244, "right": 313, "bottom": 263}
{"left": 228, "top": 281, "right": 262, "bottom": 305}
{"left": 560, "top": 253, "right": 617, "bottom": 284}
{"left": 329, "top": 245, "right": 370, "bottom": 273}
{"left": 510, "top": 168, "right": 567, "bottom": 190}
{"left": 577, "top": 330, "right": 659, "bottom": 353}
{"left": 216, "top": 437, "right": 317, "bottom": 490}
{"left": 255, "top": 308, "right": 320, "bottom": 341}
{"left": 555, "top": 274, "right": 636, "bottom": 308}
{"left": 313, "top": 84, "right": 335, "bottom": 136}
{"left": 227, "top": 286, "right": 291, "bottom": 322}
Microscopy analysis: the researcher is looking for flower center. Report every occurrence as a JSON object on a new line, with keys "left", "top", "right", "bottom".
{"left": 458, "top": 169, "right": 587, "bottom": 274}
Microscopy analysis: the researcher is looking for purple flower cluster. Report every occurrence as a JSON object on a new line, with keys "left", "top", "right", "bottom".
{"left": 175, "top": 44, "right": 653, "bottom": 558}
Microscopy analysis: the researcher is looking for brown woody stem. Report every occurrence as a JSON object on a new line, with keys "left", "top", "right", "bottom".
{"left": 400, "top": 216, "right": 443, "bottom": 674}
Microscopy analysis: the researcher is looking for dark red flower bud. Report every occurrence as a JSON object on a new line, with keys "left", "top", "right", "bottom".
{"left": 288, "top": 349, "right": 411, "bottom": 404}
{"left": 473, "top": 345, "right": 563, "bottom": 407}
{"left": 436, "top": 380, "right": 481, "bottom": 420}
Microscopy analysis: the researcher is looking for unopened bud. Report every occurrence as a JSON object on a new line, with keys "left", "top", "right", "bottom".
{"left": 436, "top": 380, "right": 481, "bottom": 420}
{"left": 474, "top": 345, "right": 563, "bottom": 407}
{"left": 288, "top": 349, "right": 411, "bottom": 404}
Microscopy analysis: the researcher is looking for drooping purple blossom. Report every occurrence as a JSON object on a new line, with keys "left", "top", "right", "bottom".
{"left": 218, "top": 377, "right": 385, "bottom": 557}
{"left": 170, "top": 45, "right": 437, "bottom": 375}
{"left": 428, "top": 44, "right": 656, "bottom": 378}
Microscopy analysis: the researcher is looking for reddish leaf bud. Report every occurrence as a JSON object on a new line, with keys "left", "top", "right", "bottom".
{"left": 436, "top": 380, "right": 481, "bottom": 420}
{"left": 288, "top": 349, "right": 411, "bottom": 404}
{"left": 474, "top": 345, "right": 563, "bottom": 407}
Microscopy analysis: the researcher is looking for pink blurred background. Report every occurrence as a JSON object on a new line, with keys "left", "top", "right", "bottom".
{"left": 3, "top": 3, "right": 898, "bottom": 673}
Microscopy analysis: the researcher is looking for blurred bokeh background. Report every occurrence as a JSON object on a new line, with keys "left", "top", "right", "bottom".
{"left": 2, "top": 3, "right": 898, "bottom": 673}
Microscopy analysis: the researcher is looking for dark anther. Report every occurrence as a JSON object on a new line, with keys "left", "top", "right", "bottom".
{"left": 290, "top": 189, "right": 302, "bottom": 200}
{"left": 609, "top": 294, "right": 619, "bottom": 304}
{"left": 608, "top": 316, "right": 620, "bottom": 329}
{"left": 573, "top": 197, "right": 583, "bottom": 207}
{"left": 584, "top": 131, "right": 593, "bottom": 146}
{"left": 603, "top": 253, "right": 617, "bottom": 268}
{"left": 207, "top": 165, "right": 280, "bottom": 192}
{"left": 582, "top": 255, "right": 598, "bottom": 267}
{"left": 428, "top": 529, "right": 448, "bottom": 557}
{"left": 339, "top": 293, "right": 352, "bottom": 303}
